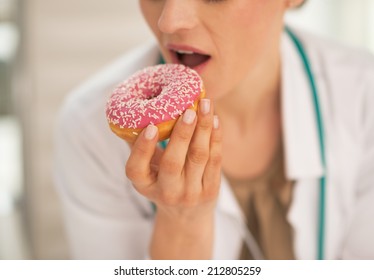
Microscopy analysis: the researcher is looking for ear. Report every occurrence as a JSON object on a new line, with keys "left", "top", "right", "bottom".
{"left": 285, "top": 0, "right": 305, "bottom": 9}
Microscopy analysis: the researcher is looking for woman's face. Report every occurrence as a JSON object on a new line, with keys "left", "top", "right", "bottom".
{"left": 139, "top": 0, "right": 288, "bottom": 100}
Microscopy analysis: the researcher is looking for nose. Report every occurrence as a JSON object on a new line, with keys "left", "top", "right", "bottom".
{"left": 158, "top": 0, "right": 199, "bottom": 34}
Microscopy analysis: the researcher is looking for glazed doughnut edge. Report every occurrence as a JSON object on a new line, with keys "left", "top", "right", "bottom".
{"left": 109, "top": 88, "right": 206, "bottom": 143}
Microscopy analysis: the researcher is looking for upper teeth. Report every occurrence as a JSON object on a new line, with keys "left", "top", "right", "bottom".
{"left": 176, "top": 50, "right": 194, "bottom": 55}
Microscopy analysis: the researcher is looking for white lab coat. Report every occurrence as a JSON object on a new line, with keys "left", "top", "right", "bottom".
{"left": 53, "top": 28, "right": 374, "bottom": 259}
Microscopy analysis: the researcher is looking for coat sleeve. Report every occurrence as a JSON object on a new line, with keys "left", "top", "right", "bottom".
{"left": 341, "top": 68, "right": 374, "bottom": 259}
{"left": 53, "top": 99, "right": 154, "bottom": 259}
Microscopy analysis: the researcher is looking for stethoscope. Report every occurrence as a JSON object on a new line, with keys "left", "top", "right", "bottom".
{"left": 158, "top": 26, "right": 326, "bottom": 260}
{"left": 285, "top": 27, "right": 326, "bottom": 260}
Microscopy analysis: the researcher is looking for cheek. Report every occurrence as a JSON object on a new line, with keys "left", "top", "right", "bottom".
{"left": 219, "top": 1, "right": 285, "bottom": 63}
{"left": 230, "top": 2, "right": 284, "bottom": 45}
{"left": 139, "top": 0, "right": 161, "bottom": 37}
{"left": 203, "top": 2, "right": 285, "bottom": 97}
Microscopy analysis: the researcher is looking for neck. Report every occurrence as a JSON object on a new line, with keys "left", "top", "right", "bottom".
{"left": 215, "top": 50, "right": 281, "bottom": 130}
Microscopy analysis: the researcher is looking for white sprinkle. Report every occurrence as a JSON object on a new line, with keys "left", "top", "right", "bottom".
{"left": 106, "top": 64, "right": 203, "bottom": 129}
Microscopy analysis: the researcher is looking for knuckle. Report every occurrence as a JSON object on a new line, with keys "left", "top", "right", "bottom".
{"left": 211, "top": 130, "right": 223, "bottom": 143}
{"left": 132, "top": 143, "right": 149, "bottom": 157}
{"left": 173, "top": 126, "right": 192, "bottom": 143}
{"left": 132, "top": 183, "right": 150, "bottom": 197}
{"left": 198, "top": 118, "right": 212, "bottom": 131}
{"left": 188, "top": 146, "right": 209, "bottom": 165}
{"left": 209, "top": 153, "right": 222, "bottom": 167}
{"left": 159, "top": 191, "right": 179, "bottom": 206}
{"left": 125, "top": 163, "right": 141, "bottom": 180}
{"left": 160, "top": 158, "right": 182, "bottom": 174}
{"left": 181, "top": 192, "right": 199, "bottom": 208}
{"left": 203, "top": 187, "right": 219, "bottom": 202}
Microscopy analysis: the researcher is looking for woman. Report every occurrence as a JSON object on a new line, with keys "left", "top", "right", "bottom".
{"left": 54, "top": 0, "right": 374, "bottom": 259}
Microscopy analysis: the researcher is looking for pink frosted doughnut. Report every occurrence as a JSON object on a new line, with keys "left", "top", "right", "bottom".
{"left": 106, "top": 64, "right": 205, "bottom": 142}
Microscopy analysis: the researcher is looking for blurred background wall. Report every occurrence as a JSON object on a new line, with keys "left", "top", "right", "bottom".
{"left": 0, "top": 0, "right": 373, "bottom": 259}
{"left": 1, "top": 0, "right": 152, "bottom": 259}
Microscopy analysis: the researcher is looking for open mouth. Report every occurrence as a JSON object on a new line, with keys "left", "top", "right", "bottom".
{"left": 171, "top": 49, "right": 211, "bottom": 69}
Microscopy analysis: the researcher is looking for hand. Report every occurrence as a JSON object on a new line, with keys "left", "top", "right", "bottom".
{"left": 126, "top": 99, "right": 222, "bottom": 259}
{"left": 126, "top": 98, "right": 222, "bottom": 221}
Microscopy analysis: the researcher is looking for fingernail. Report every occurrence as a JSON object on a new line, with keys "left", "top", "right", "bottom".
{"left": 183, "top": 109, "right": 196, "bottom": 124}
{"left": 200, "top": 99, "right": 210, "bottom": 115}
{"left": 144, "top": 125, "right": 157, "bottom": 140}
{"left": 213, "top": 115, "right": 219, "bottom": 129}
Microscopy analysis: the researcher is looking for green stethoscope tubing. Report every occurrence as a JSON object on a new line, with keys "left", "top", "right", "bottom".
{"left": 285, "top": 27, "right": 326, "bottom": 260}
{"left": 157, "top": 27, "right": 326, "bottom": 260}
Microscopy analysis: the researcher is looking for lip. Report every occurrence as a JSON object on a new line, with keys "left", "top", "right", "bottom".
{"left": 166, "top": 43, "right": 211, "bottom": 74}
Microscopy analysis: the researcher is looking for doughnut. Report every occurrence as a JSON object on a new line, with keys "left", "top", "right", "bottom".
{"left": 106, "top": 64, "right": 205, "bottom": 143}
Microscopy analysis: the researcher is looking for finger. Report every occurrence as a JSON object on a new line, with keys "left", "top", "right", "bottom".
{"left": 125, "top": 125, "right": 159, "bottom": 190}
{"left": 158, "top": 109, "right": 197, "bottom": 183}
{"left": 149, "top": 146, "right": 164, "bottom": 174}
{"left": 185, "top": 99, "right": 213, "bottom": 186}
{"left": 203, "top": 115, "right": 223, "bottom": 200}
